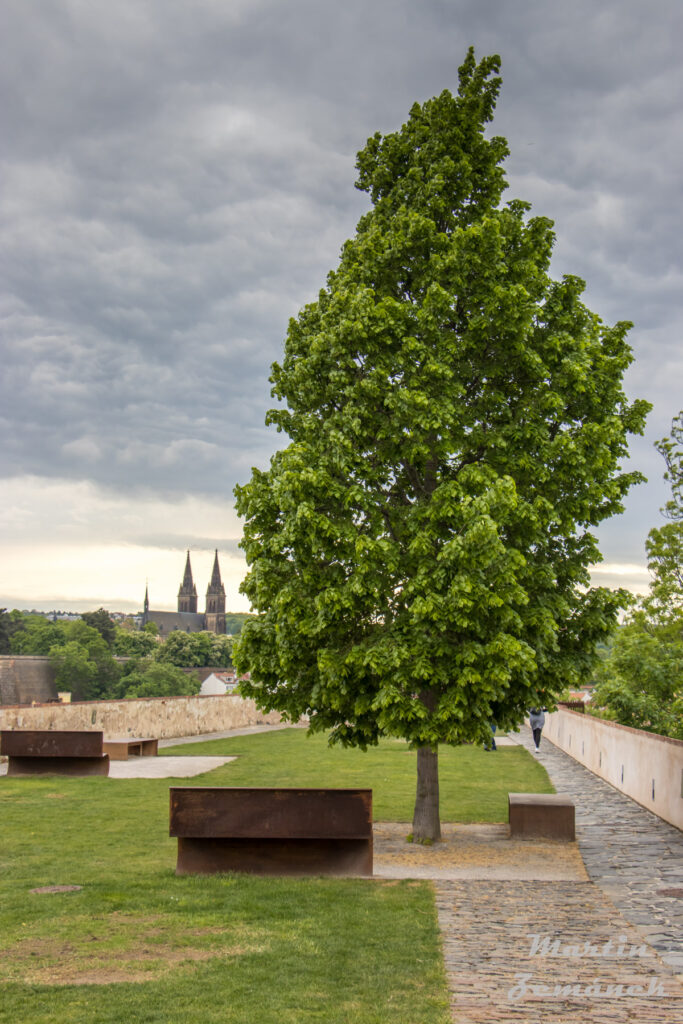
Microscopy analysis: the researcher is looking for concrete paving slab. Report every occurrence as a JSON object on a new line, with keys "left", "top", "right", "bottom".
{"left": 0, "top": 755, "right": 235, "bottom": 778}
{"left": 483, "top": 735, "right": 519, "bottom": 747}
{"left": 107, "top": 755, "right": 235, "bottom": 778}
{"left": 158, "top": 723, "right": 302, "bottom": 748}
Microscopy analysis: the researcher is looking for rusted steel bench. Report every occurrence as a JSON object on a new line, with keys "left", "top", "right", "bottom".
{"left": 0, "top": 730, "right": 109, "bottom": 777}
{"left": 170, "top": 787, "right": 373, "bottom": 877}
{"left": 508, "top": 793, "right": 575, "bottom": 840}
{"left": 103, "top": 737, "right": 158, "bottom": 760}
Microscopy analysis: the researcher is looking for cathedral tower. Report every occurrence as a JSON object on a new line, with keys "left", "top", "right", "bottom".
{"left": 204, "top": 549, "right": 226, "bottom": 634}
{"left": 178, "top": 550, "right": 198, "bottom": 613}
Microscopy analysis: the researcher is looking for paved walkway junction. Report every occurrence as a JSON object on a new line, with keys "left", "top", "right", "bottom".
{"left": 432, "top": 730, "right": 683, "bottom": 1023}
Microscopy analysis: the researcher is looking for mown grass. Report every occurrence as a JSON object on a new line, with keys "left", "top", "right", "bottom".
{"left": 163, "top": 727, "right": 554, "bottom": 822}
{"left": 0, "top": 729, "right": 551, "bottom": 1022}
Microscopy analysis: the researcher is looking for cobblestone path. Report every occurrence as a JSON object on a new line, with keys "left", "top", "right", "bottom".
{"left": 436, "top": 879, "right": 683, "bottom": 1022}
{"left": 515, "top": 728, "right": 683, "bottom": 974}
{"left": 434, "top": 730, "right": 683, "bottom": 1022}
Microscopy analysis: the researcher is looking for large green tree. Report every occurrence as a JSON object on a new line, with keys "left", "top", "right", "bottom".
{"left": 234, "top": 50, "right": 649, "bottom": 840}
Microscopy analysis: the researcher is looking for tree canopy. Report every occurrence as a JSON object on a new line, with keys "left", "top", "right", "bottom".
{"left": 118, "top": 659, "right": 200, "bottom": 699}
{"left": 645, "top": 412, "right": 683, "bottom": 619}
{"left": 9, "top": 614, "right": 67, "bottom": 655}
{"left": 81, "top": 608, "right": 117, "bottom": 647}
{"left": 235, "top": 48, "right": 649, "bottom": 839}
{"left": 0, "top": 609, "right": 26, "bottom": 654}
{"left": 48, "top": 621, "right": 119, "bottom": 701}
{"left": 592, "top": 412, "right": 683, "bottom": 737}
{"left": 155, "top": 630, "right": 233, "bottom": 668}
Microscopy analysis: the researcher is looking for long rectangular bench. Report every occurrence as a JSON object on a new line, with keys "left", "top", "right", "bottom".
{"left": 169, "top": 787, "right": 373, "bottom": 876}
{"left": 508, "top": 793, "right": 575, "bottom": 840}
{"left": 0, "top": 730, "right": 109, "bottom": 777}
{"left": 103, "top": 737, "right": 158, "bottom": 760}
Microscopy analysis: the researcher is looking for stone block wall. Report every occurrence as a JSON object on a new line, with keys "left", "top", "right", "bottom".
{"left": 0, "top": 693, "right": 282, "bottom": 739}
{"left": 0, "top": 656, "right": 57, "bottom": 706}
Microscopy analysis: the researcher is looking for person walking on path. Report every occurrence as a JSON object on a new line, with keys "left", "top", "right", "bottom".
{"left": 528, "top": 708, "right": 545, "bottom": 752}
{"left": 483, "top": 722, "right": 497, "bottom": 751}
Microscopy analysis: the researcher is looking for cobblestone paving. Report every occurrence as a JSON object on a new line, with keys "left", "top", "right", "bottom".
{"left": 436, "top": 879, "right": 683, "bottom": 1022}
{"left": 514, "top": 729, "right": 683, "bottom": 975}
{"left": 434, "top": 730, "right": 683, "bottom": 1021}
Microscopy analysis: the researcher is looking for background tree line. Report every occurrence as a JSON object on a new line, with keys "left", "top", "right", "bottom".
{"left": 0, "top": 609, "right": 240, "bottom": 702}
{"left": 591, "top": 413, "right": 682, "bottom": 738}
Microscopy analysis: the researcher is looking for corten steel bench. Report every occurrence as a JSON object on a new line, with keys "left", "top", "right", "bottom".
{"left": 103, "top": 737, "right": 158, "bottom": 760}
{"left": 170, "top": 787, "right": 373, "bottom": 877}
{"left": 508, "top": 793, "right": 575, "bottom": 840}
{"left": 0, "top": 730, "right": 110, "bottom": 777}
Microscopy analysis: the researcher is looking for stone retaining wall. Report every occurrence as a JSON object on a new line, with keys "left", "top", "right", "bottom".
{"left": 545, "top": 709, "right": 683, "bottom": 831}
{"left": 0, "top": 656, "right": 57, "bottom": 706}
{"left": 0, "top": 693, "right": 282, "bottom": 739}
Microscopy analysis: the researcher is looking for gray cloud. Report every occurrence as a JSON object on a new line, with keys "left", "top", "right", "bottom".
{"left": 132, "top": 534, "right": 243, "bottom": 555}
{"left": 1, "top": 0, "right": 681, "bottom": 581}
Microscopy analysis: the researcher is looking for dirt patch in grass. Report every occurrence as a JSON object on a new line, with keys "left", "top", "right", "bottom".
{"left": 2, "top": 915, "right": 267, "bottom": 987}
{"left": 30, "top": 884, "right": 83, "bottom": 894}
{"left": 373, "top": 822, "right": 588, "bottom": 880}
{"left": 28, "top": 945, "right": 244, "bottom": 986}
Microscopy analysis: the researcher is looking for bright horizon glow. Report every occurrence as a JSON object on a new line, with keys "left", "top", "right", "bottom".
{"left": 0, "top": 476, "right": 251, "bottom": 614}
{"left": 0, "top": 473, "right": 653, "bottom": 613}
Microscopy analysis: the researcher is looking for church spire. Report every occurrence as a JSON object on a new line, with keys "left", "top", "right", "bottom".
{"left": 182, "top": 550, "right": 194, "bottom": 588}
{"left": 209, "top": 549, "right": 223, "bottom": 588}
{"left": 205, "top": 549, "right": 226, "bottom": 633}
{"left": 178, "top": 550, "right": 198, "bottom": 613}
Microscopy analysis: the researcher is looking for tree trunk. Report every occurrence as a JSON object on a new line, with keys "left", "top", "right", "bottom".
{"left": 412, "top": 745, "right": 441, "bottom": 842}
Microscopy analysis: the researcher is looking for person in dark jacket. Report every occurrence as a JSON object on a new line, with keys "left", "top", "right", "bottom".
{"left": 483, "top": 722, "right": 497, "bottom": 751}
{"left": 529, "top": 708, "right": 545, "bottom": 752}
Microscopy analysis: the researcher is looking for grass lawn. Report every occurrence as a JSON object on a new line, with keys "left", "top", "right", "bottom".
{"left": 162, "top": 727, "right": 554, "bottom": 822}
{"left": 0, "top": 729, "right": 551, "bottom": 1023}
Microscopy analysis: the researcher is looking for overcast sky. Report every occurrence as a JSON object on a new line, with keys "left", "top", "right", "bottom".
{"left": 1, "top": 0, "right": 681, "bottom": 613}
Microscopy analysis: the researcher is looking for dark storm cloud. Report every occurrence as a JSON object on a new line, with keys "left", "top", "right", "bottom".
{"left": 1, "top": 0, "right": 681, "bottom": 569}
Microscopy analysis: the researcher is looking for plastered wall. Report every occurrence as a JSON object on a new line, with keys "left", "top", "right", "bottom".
{"left": 545, "top": 709, "right": 683, "bottom": 832}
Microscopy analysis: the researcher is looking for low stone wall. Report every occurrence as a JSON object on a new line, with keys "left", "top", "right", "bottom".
{"left": 545, "top": 709, "right": 683, "bottom": 832}
{"left": 0, "top": 656, "right": 57, "bottom": 706}
{"left": 0, "top": 693, "right": 282, "bottom": 740}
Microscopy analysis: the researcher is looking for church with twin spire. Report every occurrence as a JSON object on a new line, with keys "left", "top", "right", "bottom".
{"left": 141, "top": 550, "right": 227, "bottom": 635}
